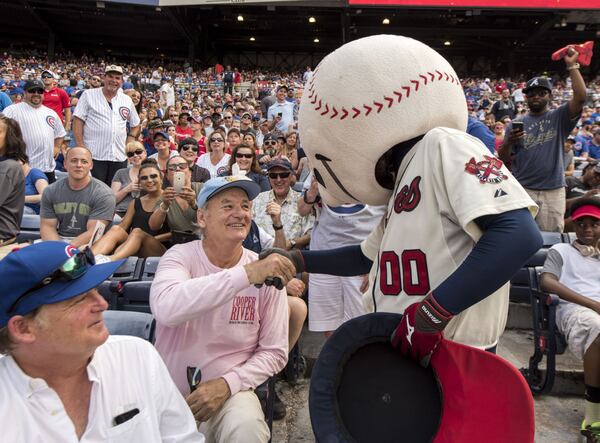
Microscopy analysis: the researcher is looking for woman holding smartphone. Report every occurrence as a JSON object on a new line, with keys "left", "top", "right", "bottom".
{"left": 150, "top": 155, "right": 202, "bottom": 245}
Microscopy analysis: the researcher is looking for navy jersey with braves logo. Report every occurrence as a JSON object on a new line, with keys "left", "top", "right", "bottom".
{"left": 361, "top": 127, "right": 537, "bottom": 348}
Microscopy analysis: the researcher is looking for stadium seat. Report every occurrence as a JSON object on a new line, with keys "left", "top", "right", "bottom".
{"left": 540, "top": 231, "right": 563, "bottom": 248}
{"left": 521, "top": 267, "right": 567, "bottom": 395}
{"left": 140, "top": 256, "right": 161, "bottom": 280}
{"left": 16, "top": 214, "right": 41, "bottom": 243}
{"left": 97, "top": 280, "right": 121, "bottom": 310}
{"left": 103, "top": 310, "right": 156, "bottom": 343}
{"left": 110, "top": 256, "right": 143, "bottom": 281}
{"left": 119, "top": 281, "right": 153, "bottom": 314}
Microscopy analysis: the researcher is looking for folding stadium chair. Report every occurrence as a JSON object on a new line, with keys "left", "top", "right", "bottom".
{"left": 110, "top": 256, "right": 144, "bottom": 281}
{"left": 103, "top": 310, "right": 156, "bottom": 343}
{"left": 16, "top": 214, "right": 41, "bottom": 243}
{"left": 140, "top": 256, "right": 161, "bottom": 280}
{"left": 255, "top": 376, "right": 276, "bottom": 443}
{"left": 119, "top": 280, "right": 153, "bottom": 314}
{"left": 522, "top": 266, "right": 567, "bottom": 395}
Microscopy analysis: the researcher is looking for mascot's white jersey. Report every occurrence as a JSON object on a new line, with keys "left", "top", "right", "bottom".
{"left": 360, "top": 127, "right": 537, "bottom": 349}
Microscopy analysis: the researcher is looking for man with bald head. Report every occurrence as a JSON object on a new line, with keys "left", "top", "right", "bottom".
{"left": 40, "top": 147, "right": 115, "bottom": 247}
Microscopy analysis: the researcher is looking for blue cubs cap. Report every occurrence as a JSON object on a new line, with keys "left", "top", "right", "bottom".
{"left": 153, "top": 131, "right": 169, "bottom": 141}
{"left": 197, "top": 176, "right": 261, "bottom": 208}
{"left": 0, "top": 242, "right": 124, "bottom": 326}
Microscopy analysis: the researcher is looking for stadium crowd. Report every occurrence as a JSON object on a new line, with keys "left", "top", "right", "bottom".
{"left": 1, "top": 48, "right": 600, "bottom": 442}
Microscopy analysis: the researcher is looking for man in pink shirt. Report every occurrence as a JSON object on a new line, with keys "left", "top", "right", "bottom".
{"left": 150, "top": 176, "right": 296, "bottom": 443}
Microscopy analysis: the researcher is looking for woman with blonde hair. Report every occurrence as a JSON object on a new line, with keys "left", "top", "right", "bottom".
{"left": 111, "top": 140, "right": 146, "bottom": 218}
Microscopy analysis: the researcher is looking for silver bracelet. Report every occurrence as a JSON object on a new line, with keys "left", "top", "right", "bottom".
{"left": 566, "top": 63, "right": 580, "bottom": 71}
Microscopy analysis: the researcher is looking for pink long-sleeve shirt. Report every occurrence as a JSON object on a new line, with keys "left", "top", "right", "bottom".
{"left": 150, "top": 240, "right": 289, "bottom": 397}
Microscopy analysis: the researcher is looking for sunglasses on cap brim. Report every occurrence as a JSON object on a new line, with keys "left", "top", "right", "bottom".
{"left": 8, "top": 248, "right": 95, "bottom": 314}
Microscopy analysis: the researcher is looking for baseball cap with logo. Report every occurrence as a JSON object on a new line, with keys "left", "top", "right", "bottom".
{"left": 23, "top": 79, "right": 44, "bottom": 92}
{"left": 523, "top": 77, "right": 552, "bottom": 94}
{"left": 153, "top": 131, "right": 169, "bottom": 141}
{"left": 0, "top": 242, "right": 124, "bottom": 327}
{"left": 196, "top": 176, "right": 261, "bottom": 208}
{"left": 105, "top": 65, "right": 124, "bottom": 75}
{"left": 266, "top": 157, "right": 293, "bottom": 172}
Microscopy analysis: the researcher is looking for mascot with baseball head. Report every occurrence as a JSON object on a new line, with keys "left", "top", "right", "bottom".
{"left": 262, "top": 35, "right": 541, "bottom": 441}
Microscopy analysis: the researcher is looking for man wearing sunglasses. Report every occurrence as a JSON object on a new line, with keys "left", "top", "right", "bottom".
{"left": 0, "top": 242, "right": 204, "bottom": 442}
{"left": 3, "top": 79, "right": 66, "bottom": 183}
{"left": 41, "top": 70, "right": 72, "bottom": 133}
{"left": 252, "top": 158, "right": 313, "bottom": 250}
{"left": 499, "top": 47, "right": 587, "bottom": 232}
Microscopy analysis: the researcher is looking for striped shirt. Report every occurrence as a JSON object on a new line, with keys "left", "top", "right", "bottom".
{"left": 3, "top": 102, "right": 66, "bottom": 172}
{"left": 73, "top": 88, "right": 140, "bottom": 162}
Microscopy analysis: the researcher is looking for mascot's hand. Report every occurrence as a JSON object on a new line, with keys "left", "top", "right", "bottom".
{"left": 257, "top": 248, "right": 305, "bottom": 290}
{"left": 391, "top": 294, "right": 454, "bottom": 367}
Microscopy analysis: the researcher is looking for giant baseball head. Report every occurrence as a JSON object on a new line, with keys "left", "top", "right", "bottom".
{"left": 299, "top": 35, "right": 467, "bottom": 206}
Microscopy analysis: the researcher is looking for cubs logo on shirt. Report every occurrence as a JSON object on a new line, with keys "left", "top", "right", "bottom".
{"left": 119, "top": 106, "right": 130, "bottom": 121}
{"left": 46, "top": 115, "right": 56, "bottom": 129}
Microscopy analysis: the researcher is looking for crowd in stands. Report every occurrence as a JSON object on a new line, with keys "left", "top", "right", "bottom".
{"left": 1, "top": 50, "right": 600, "bottom": 441}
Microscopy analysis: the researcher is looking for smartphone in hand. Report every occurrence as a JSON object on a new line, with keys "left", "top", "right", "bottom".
{"left": 173, "top": 171, "right": 185, "bottom": 194}
{"left": 512, "top": 121, "right": 523, "bottom": 132}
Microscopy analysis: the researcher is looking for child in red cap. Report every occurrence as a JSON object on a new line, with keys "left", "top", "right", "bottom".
{"left": 541, "top": 197, "right": 600, "bottom": 441}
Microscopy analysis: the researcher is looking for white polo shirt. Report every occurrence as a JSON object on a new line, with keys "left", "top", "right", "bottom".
{"left": 73, "top": 88, "right": 140, "bottom": 162}
{"left": 3, "top": 102, "right": 66, "bottom": 172}
{"left": 0, "top": 335, "right": 204, "bottom": 443}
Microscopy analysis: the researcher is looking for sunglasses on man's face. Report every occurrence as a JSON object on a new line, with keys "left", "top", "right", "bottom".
{"left": 264, "top": 141, "right": 277, "bottom": 146}
{"left": 127, "top": 149, "right": 145, "bottom": 158}
{"left": 181, "top": 145, "right": 199, "bottom": 152}
{"left": 223, "top": 116, "right": 233, "bottom": 120}
{"left": 269, "top": 171, "right": 291, "bottom": 180}
{"left": 41, "top": 74, "right": 53, "bottom": 79}
{"left": 167, "top": 163, "right": 189, "bottom": 171}
{"left": 139, "top": 173, "right": 159, "bottom": 181}
{"left": 27, "top": 88, "right": 44, "bottom": 94}
{"left": 236, "top": 153, "right": 253, "bottom": 159}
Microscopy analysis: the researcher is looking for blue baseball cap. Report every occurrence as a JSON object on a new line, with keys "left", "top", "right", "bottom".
{"left": 153, "top": 131, "right": 169, "bottom": 141}
{"left": 196, "top": 176, "right": 261, "bottom": 208}
{"left": 0, "top": 242, "right": 124, "bottom": 326}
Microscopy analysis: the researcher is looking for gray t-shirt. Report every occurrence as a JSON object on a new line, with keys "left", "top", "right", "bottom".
{"left": 41, "top": 177, "right": 116, "bottom": 237}
{"left": 505, "top": 103, "right": 578, "bottom": 190}
{"left": 112, "top": 167, "right": 134, "bottom": 215}
{"left": 0, "top": 158, "right": 25, "bottom": 240}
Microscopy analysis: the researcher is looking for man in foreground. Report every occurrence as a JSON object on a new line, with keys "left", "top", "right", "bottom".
{"left": 0, "top": 241, "right": 204, "bottom": 442}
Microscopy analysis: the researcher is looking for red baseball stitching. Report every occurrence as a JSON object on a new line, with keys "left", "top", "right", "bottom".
{"left": 306, "top": 70, "right": 461, "bottom": 121}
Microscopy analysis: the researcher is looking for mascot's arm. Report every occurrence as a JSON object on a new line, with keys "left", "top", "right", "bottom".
{"left": 301, "top": 245, "right": 373, "bottom": 276}
{"left": 434, "top": 208, "right": 541, "bottom": 314}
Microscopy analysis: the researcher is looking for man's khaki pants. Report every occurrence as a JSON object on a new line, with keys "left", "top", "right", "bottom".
{"left": 525, "top": 187, "right": 566, "bottom": 233}
{"left": 199, "top": 390, "right": 269, "bottom": 443}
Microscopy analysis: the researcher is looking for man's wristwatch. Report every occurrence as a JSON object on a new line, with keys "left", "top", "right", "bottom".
{"left": 273, "top": 223, "right": 283, "bottom": 231}
{"left": 567, "top": 63, "right": 580, "bottom": 71}
{"left": 289, "top": 239, "right": 297, "bottom": 248}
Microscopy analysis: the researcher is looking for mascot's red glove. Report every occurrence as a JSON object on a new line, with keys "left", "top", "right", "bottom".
{"left": 391, "top": 294, "right": 454, "bottom": 367}
{"left": 551, "top": 41, "right": 594, "bottom": 66}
